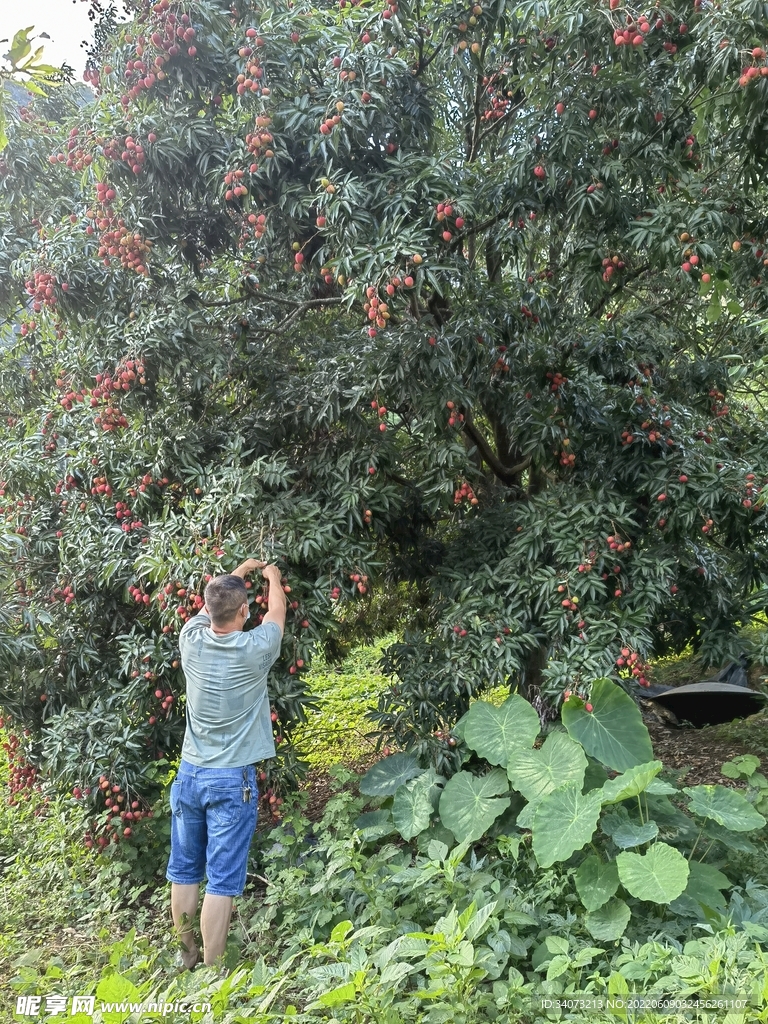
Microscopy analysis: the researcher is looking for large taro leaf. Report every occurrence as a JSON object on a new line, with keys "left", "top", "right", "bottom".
{"left": 585, "top": 898, "right": 631, "bottom": 942}
{"left": 531, "top": 783, "right": 603, "bottom": 868}
{"left": 646, "top": 778, "right": 678, "bottom": 796}
{"left": 674, "top": 860, "right": 731, "bottom": 913}
{"left": 562, "top": 679, "right": 653, "bottom": 772}
{"left": 575, "top": 854, "right": 620, "bottom": 912}
{"left": 616, "top": 842, "right": 689, "bottom": 904}
{"left": 609, "top": 819, "right": 659, "bottom": 849}
{"left": 393, "top": 770, "right": 443, "bottom": 841}
{"left": 601, "top": 806, "right": 659, "bottom": 849}
{"left": 438, "top": 769, "right": 511, "bottom": 844}
{"left": 508, "top": 731, "right": 587, "bottom": 802}
{"left": 355, "top": 810, "right": 396, "bottom": 842}
{"left": 359, "top": 753, "right": 423, "bottom": 797}
{"left": 461, "top": 695, "right": 540, "bottom": 767}
{"left": 515, "top": 798, "right": 540, "bottom": 830}
{"left": 684, "top": 784, "right": 767, "bottom": 832}
{"left": 600, "top": 761, "right": 663, "bottom": 805}
{"left": 703, "top": 821, "right": 757, "bottom": 854}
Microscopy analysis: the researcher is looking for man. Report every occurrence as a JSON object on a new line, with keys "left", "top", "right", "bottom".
{"left": 166, "top": 557, "right": 286, "bottom": 969}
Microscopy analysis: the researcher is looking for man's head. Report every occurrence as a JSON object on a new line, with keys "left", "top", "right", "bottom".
{"left": 204, "top": 574, "right": 248, "bottom": 628}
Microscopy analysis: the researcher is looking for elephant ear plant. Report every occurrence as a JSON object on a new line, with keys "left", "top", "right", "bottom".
{"left": 359, "top": 679, "right": 767, "bottom": 942}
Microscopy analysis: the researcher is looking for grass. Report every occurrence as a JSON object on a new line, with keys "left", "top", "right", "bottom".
{"left": 647, "top": 644, "right": 705, "bottom": 689}
{"left": 291, "top": 632, "right": 396, "bottom": 771}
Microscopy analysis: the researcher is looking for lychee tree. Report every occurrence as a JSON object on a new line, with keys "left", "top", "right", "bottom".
{"left": 2, "top": 0, "right": 768, "bottom": 816}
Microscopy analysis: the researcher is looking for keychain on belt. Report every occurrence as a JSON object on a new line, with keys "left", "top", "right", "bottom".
{"left": 242, "top": 766, "right": 251, "bottom": 803}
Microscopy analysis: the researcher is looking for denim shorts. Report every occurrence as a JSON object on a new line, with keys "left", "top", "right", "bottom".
{"left": 166, "top": 760, "right": 258, "bottom": 897}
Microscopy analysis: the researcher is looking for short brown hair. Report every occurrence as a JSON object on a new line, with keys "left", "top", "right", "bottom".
{"left": 204, "top": 574, "right": 247, "bottom": 627}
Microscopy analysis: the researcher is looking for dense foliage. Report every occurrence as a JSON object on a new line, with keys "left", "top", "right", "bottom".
{"left": 3, "top": 0, "right": 768, "bottom": 817}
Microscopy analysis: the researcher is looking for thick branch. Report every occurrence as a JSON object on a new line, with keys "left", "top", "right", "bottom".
{"left": 462, "top": 412, "right": 531, "bottom": 484}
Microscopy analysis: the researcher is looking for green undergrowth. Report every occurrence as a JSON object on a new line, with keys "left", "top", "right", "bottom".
{"left": 7, "top": 635, "right": 768, "bottom": 1021}
{"left": 292, "top": 633, "right": 396, "bottom": 772}
{"left": 5, "top": 775, "right": 768, "bottom": 1023}
{"left": 712, "top": 715, "right": 768, "bottom": 761}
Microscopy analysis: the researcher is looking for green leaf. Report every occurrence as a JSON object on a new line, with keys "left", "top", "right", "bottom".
{"left": 462, "top": 695, "right": 540, "bottom": 767}
{"left": 531, "top": 783, "right": 603, "bottom": 868}
{"left": 96, "top": 974, "right": 143, "bottom": 1022}
{"left": 546, "top": 954, "right": 571, "bottom": 981}
{"left": 684, "top": 784, "right": 766, "bottom": 832}
{"left": 359, "top": 753, "right": 423, "bottom": 797}
{"left": 608, "top": 972, "right": 630, "bottom": 1022}
{"left": 616, "top": 843, "right": 690, "bottom": 903}
{"left": 574, "top": 854, "right": 620, "bottom": 912}
{"left": 508, "top": 731, "right": 587, "bottom": 801}
{"left": 703, "top": 821, "right": 757, "bottom": 853}
{"left": 545, "top": 936, "right": 569, "bottom": 956}
{"left": 354, "top": 810, "right": 395, "bottom": 841}
{"left": 606, "top": 818, "right": 658, "bottom": 849}
{"left": 720, "top": 754, "right": 760, "bottom": 779}
{"left": 562, "top": 679, "right": 654, "bottom": 772}
{"left": 585, "top": 898, "right": 631, "bottom": 942}
{"left": 316, "top": 982, "right": 357, "bottom": 1007}
{"left": 678, "top": 860, "right": 731, "bottom": 911}
{"left": 438, "top": 769, "right": 510, "bottom": 843}
{"left": 646, "top": 778, "right": 677, "bottom": 795}
{"left": 515, "top": 798, "right": 540, "bottom": 830}
{"left": 393, "top": 769, "right": 441, "bottom": 840}
{"left": 9, "top": 26, "right": 33, "bottom": 66}
{"left": 331, "top": 921, "right": 354, "bottom": 943}
{"left": 583, "top": 757, "right": 610, "bottom": 793}
{"left": 600, "top": 761, "right": 663, "bottom": 805}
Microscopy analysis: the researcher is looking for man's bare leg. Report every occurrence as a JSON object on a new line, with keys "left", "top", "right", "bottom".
{"left": 200, "top": 894, "right": 234, "bottom": 966}
{"left": 171, "top": 883, "right": 200, "bottom": 969}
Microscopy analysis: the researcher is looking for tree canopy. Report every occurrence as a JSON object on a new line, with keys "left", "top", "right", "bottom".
{"left": 2, "top": 0, "right": 768, "bottom": 796}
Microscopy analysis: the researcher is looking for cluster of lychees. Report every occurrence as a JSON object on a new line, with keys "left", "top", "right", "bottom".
{"left": 545, "top": 370, "right": 567, "bottom": 392}
{"left": 2, "top": 730, "right": 40, "bottom": 804}
{"left": 50, "top": 581, "right": 75, "bottom": 606}
{"left": 48, "top": 126, "right": 95, "bottom": 171}
{"left": 738, "top": 47, "right": 768, "bottom": 87}
{"left": 87, "top": 183, "right": 152, "bottom": 275}
{"left": 25, "top": 270, "right": 58, "bottom": 311}
{"left": 454, "top": 480, "right": 478, "bottom": 505}
{"left": 83, "top": 775, "right": 153, "bottom": 849}
{"left": 615, "top": 648, "right": 650, "bottom": 688}
{"left": 244, "top": 114, "right": 275, "bottom": 169}
{"left": 319, "top": 100, "right": 344, "bottom": 135}
{"left": 435, "top": 200, "right": 465, "bottom": 244}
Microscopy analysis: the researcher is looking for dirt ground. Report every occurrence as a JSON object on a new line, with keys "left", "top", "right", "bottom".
{"left": 642, "top": 700, "right": 756, "bottom": 787}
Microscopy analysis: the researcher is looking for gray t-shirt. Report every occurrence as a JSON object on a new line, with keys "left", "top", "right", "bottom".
{"left": 178, "top": 612, "right": 282, "bottom": 768}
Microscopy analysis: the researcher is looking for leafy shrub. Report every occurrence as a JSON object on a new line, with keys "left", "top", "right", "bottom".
{"left": 358, "top": 679, "right": 768, "bottom": 946}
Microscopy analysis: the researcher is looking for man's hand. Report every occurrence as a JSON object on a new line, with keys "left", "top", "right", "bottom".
{"left": 231, "top": 558, "right": 267, "bottom": 579}
{"left": 261, "top": 564, "right": 282, "bottom": 581}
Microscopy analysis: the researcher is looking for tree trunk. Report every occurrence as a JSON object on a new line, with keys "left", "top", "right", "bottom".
{"left": 517, "top": 642, "right": 547, "bottom": 702}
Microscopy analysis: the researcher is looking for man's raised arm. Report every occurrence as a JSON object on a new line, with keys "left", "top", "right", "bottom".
{"left": 261, "top": 564, "right": 286, "bottom": 637}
